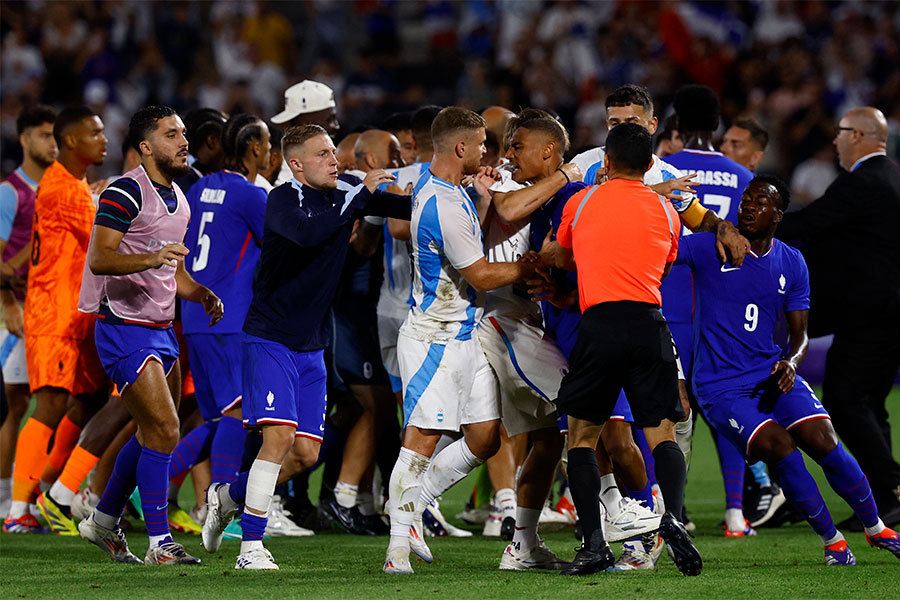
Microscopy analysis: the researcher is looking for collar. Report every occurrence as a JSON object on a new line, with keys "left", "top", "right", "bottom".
{"left": 14, "top": 166, "right": 38, "bottom": 190}
{"left": 850, "top": 151, "right": 886, "bottom": 172}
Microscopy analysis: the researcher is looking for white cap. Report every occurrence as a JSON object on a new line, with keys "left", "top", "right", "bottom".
{"left": 271, "top": 80, "right": 336, "bottom": 124}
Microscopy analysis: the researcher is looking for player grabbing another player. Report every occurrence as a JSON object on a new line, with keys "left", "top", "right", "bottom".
{"left": 677, "top": 174, "right": 900, "bottom": 565}
{"left": 201, "top": 124, "right": 406, "bottom": 570}
{"left": 78, "top": 105, "right": 223, "bottom": 565}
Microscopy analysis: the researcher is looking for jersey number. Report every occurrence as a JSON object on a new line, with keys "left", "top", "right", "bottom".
{"left": 30, "top": 231, "right": 40, "bottom": 266}
{"left": 192, "top": 212, "right": 214, "bottom": 272}
{"left": 744, "top": 303, "right": 758, "bottom": 332}
{"left": 703, "top": 194, "right": 732, "bottom": 220}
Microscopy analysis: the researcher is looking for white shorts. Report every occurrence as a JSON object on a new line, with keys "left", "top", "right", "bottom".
{"left": 1, "top": 330, "right": 28, "bottom": 385}
{"left": 398, "top": 332, "right": 500, "bottom": 432}
{"left": 377, "top": 312, "right": 405, "bottom": 378}
{"left": 478, "top": 315, "right": 565, "bottom": 436}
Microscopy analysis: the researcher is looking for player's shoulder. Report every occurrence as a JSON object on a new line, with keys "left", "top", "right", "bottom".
{"left": 772, "top": 237, "right": 806, "bottom": 265}
{"left": 339, "top": 172, "right": 364, "bottom": 187}
{"left": 571, "top": 146, "right": 604, "bottom": 170}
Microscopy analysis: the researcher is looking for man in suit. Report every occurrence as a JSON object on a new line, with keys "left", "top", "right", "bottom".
{"left": 777, "top": 106, "right": 900, "bottom": 529}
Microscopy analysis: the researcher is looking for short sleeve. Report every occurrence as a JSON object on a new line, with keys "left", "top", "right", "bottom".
{"left": 784, "top": 250, "right": 811, "bottom": 312}
{"left": 0, "top": 183, "right": 18, "bottom": 242}
{"left": 96, "top": 178, "right": 142, "bottom": 234}
{"left": 556, "top": 190, "right": 580, "bottom": 249}
{"left": 441, "top": 200, "right": 484, "bottom": 270}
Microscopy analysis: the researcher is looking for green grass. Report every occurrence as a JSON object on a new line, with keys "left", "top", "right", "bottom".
{"left": 2, "top": 389, "right": 899, "bottom": 599}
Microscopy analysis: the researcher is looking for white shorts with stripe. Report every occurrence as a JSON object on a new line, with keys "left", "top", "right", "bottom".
{"left": 477, "top": 315, "right": 565, "bottom": 437}
{"left": 398, "top": 332, "right": 499, "bottom": 432}
{"left": 0, "top": 329, "right": 28, "bottom": 385}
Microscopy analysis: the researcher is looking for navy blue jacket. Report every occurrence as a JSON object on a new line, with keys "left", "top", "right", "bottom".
{"left": 243, "top": 174, "right": 410, "bottom": 351}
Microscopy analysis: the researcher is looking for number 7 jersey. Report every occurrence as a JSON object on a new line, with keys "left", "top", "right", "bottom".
{"left": 675, "top": 232, "right": 810, "bottom": 399}
{"left": 182, "top": 170, "right": 267, "bottom": 334}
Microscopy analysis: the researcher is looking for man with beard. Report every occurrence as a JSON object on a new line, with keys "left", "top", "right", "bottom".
{"left": 0, "top": 105, "right": 58, "bottom": 521}
{"left": 271, "top": 80, "right": 341, "bottom": 185}
{"left": 6, "top": 107, "right": 109, "bottom": 534}
{"left": 77, "top": 106, "right": 223, "bottom": 565}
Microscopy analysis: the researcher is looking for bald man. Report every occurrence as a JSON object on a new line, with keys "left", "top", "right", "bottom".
{"left": 481, "top": 106, "right": 515, "bottom": 153}
{"left": 777, "top": 107, "right": 900, "bottom": 530}
{"left": 335, "top": 133, "right": 361, "bottom": 174}
{"left": 354, "top": 130, "right": 403, "bottom": 173}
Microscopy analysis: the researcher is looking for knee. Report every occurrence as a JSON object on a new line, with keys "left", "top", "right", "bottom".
{"left": 290, "top": 439, "right": 321, "bottom": 472}
{"left": 146, "top": 420, "right": 180, "bottom": 453}
{"left": 804, "top": 427, "right": 839, "bottom": 461}
{"left": 750, "top": 431, "right": 796, "bottom": 464}
{"left": 466, "top": 428, "right": 501, "bottom": 461}
{"left": 533, "top": 429, "right": 564, "bottom": 461}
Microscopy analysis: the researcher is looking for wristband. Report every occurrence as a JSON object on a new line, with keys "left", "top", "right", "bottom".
{"left": 556, "top": 168, "right": 570, "bottom": 184}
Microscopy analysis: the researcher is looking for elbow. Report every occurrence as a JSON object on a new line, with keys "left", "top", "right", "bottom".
{"left": 494, "top": 201, "right": 521, "bottom": 223}
{"left": 88, "top": 253, "right": 106, "bottom": 276}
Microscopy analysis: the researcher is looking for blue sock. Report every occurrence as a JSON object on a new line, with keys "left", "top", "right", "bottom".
{"left": 633, "top": 429, "right": 657, "bottom": 487}
{"left": 96, "top": 435, "right": 142, "bottom": 520}
{"left": 776, "top": 450, "right": 836, "bottom": 539}
{"left": 714, "top": 431, "right": 745, "bottom": 510}
{"left": 626, "top": 480, "right": 655, "bottom": 510}
{"left": 138, "top": 447, "right": 173, "bottom": 541}
{"left": 169, "top": 421, "right": 216, "bottom": 480}
{"left": 241, "top": 510, "right": 267, "bottom": 542}
{"left": 749, "top": 461, "right": 771, "bottom": 486}
{"left": 817, "top": 443, "right": 879, "bottom": 528}
{"left": 230, "top": 470, "right": 250, "bottom": 505}
{"left": 211, "top": 416, "right": 246, "bottom": 483}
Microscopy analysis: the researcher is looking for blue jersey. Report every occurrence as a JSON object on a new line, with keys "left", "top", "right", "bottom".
{"left": 182, "top": 171, "right": 267, "bottom": 334}
{"left": 675, "top": 233, "right": 810, "bottom": 399}
{"left": 660, "top": 149, "right": 753, "bottom": 326}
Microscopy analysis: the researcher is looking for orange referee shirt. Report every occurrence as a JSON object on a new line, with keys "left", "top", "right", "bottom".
{"left": 24, "top": 160, "right": 96, "bottom": 339}
{"left": 557, "top": 178, "right": 679, "bottom": 310}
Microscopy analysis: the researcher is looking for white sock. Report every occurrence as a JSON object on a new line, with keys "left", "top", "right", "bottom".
{"left": 676, "top": 409, "right": 693, "bottom": 470}
{"left": 599, "top": 474, "right": 622, "bottom": 513}
{"left": 417, "top": 438, "right": 483, "bottom": 521}
{"left": 512, "top": 506, "right": 541, "bottom": 549}
{"left": 240, "top": 539, "right": 264, "bottom": 554}
{"left": 357, "top": 491, "right": 376, "bottom": 516}
{"left": 334, "top": 481, "right": 358, "bottom": 509}
{"left": 92, "top": 508, "right": 118, "bottom": 530}
{"left": 9, "top": 500, "right": 28, "bottom": 519}
{"left": 864, "top": 518, "right": 886, "bottom": 537}
{"left": 149, "top": 533, "right": 171, "bottom": 547}
{"left": 387, "top": 448, "right": 430, "bottom": 551}
{"left": 495, "top": 487, "right": 516, "bottom": 521}
{"left": 244, "top": 459, "right": 280, "bottom": 516}
{"left": 725, "top": 507, "right": 745, "bottom": 532}
{"left": 219, "top": 483, "right": 238, "bottom": 513}
{"left": 0, "top": 477, "right": 12, "bottom": 500}
{"left": 433, "top": 434, "right": 456, "bottom": 456}
{"left": 49, "top": 479, "right": 76, "bottom": 507}
{"left": 822, "top": 530, "right": 845, "bottom": 546}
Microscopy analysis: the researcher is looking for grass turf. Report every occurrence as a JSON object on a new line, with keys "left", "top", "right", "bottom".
{"left": 1, "top": 389, "right": 898, "bottom": 599}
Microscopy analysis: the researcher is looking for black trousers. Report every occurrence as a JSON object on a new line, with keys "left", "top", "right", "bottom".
{"left": 822, "top": 314, "right": 900, "bottom": 513}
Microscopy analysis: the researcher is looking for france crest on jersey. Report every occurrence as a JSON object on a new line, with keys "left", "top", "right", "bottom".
{"left": 402, "top": 169, "right": 485, "bottom": 343}
{"left": 182, "top": 170, "right": 267, "bottom": 334}
{"left": 675, "top": 233, "right": 810, "bottom": 400}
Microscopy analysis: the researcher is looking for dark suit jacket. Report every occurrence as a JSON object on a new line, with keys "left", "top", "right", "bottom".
{"left": 776, "top": 155, "right": 900, "bottom": 337}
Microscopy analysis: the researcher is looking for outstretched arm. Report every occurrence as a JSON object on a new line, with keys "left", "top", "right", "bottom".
{"left": 494, "top": 163, "right": 582, "bottom": 222}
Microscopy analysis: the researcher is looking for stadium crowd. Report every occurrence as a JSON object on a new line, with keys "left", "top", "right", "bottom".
{"left": 1, "top": 0, "right": 899, "bottom": 577}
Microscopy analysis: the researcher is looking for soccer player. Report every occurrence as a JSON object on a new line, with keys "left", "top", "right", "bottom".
{"left": 0, "top": 105, "right": 58, "bottom": 519}
{"left": 664, "top": 84, "right": 756, "bottom": 536}
{"left": 77, "top": 105, "right": 224, "bottom": 565}
{"left": 271, "top": 80, "right": 341, "bottom": 185}
{"left": 382, "top": 107, "right": 539, "bottom": 574}
{"left": 720, "top": 118, "right": 769, "bottom": 172}
{"left": 382, "top": 111, "right": 417, "bottom": 168}
{"left": 678, "top": 174, "right": 900, "bottom": 564}
{"left": 6, "top": 107, "right": 109, "bottom": 533}
{"left": 201, "top": 124, "right": 405, "bottom": 570}
{"left": 550, "top": 123, "right": 701, "bottom": 576}
{"left": 654, "top": 115, "right": 683, "bottom": 158}
{"left": 173, "top": 108, "right": 228, "bottom": 194}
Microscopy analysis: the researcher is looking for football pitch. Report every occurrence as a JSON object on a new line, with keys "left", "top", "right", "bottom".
{"left": 1, "top": 390, "right": 898, "bottom": 599}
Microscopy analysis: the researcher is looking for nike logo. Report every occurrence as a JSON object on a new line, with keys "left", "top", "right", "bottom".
{"left": 156, "top": 504, "right": 167, "bottom": 511}
{"left": 720, "top": 264, "right": 740, "bottom": 273}
{"left": 814, "top": 402, "right": 823, "bottom": 409}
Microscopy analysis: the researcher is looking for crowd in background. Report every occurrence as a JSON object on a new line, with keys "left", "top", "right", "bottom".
{"left": 2, "top": 0, "right": 900, "bottom": 205}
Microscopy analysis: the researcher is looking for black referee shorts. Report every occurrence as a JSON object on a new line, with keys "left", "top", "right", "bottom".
{"left": 555, "top": 301, "right": 684, "bottom": 428}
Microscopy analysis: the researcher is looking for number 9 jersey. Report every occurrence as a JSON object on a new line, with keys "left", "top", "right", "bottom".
{"left": 674, "top": 232, "right": 810, "bottom": 401}
{"left": 181, "top": 170, "right": 267, "bottom": 334}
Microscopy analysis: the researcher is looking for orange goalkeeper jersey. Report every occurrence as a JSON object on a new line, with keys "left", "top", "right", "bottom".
{"left": 24, "top": 161, "right": 96, "bottom": 339}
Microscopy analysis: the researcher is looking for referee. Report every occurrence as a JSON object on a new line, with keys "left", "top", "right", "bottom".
{"left": 550, "top": 123, "right": 701, "bottom": 576}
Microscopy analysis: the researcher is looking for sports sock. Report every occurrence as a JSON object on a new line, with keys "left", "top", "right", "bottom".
{"left": 625, "top": 480, "right": 655, "bottom": 510}
{"left": 334, "top": 481, "right": 359, "bottom": 509}
{"left": 56, "top": 445, "right": 100, "bottom": 502}
{"left": 823, "top": 530, "right": 845, "bottom": 546}
{"left": 749, "top": 461, "right": 771, "bottom": 487}
{"left": 633, "top": 429, "right": 657, "bottom": 487}
{"left": 817, "top": 442, "right": 880, "bottom": 529}
{"left": 169, "top": 420, "right": 215, "bottom": 481}
{"left": 42, "top": 415, "right": 82, "bottom": 483}
{"left": 776, "top": 450, "right": 836, "bottom": 540}
{"left": 11, "top": 418, "right": 52, "bottom": 503}
{"left": 0, "top": 477, "right": 11, "bottom": 514}
{"left": 137, "top": 446, "right": 173, "bottom": 543}
{"left": 652, "top": 440, "right": 687, "bottom": 520}
{"left": 725, "top": 507, "right": 746, "bottom": 532}
{"left": 599, "top": 473, "right": 623, "bottom": 513}
{"left": 210, "top": 416, "right": 246, "bottom": 483}
{"left": 229, "top": 470, "right": 249, "bottom": 507}
{"left": 357, "top": 491, "right": 376, "bottom": 516}
{"left": 387, "top": 448, "right": 430, "bottom": 551}
{"left": 416, "top": 438, "right": 483, "bottom": 519}
{"left": 567, "top": 447, "right": 605, "bottom": 549}
{"left": 495, "top": 487, "right": 516, "bottom": 522}
{"left": 240, "top": 459, "right": 280, "bottom": 552}
{"left": 675, "top": 409, "right": 693, "bottom": 470}
{"left": 512, "top": 506, "right": 541, "bottom": 549}
{"left": 713, "top": 431, "right": 745, "bottom": 511}
{"left": 95, "top": 436, "right": 143, "bottom": 528}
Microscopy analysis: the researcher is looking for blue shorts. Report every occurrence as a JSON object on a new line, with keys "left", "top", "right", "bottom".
{"left": 95, "top": 320, "right": 179, "bottom": 394}
{"left": 242, "top": 333, "right": 327, "bottom": 441}
{"left": 702, "top": 375, "right": 830, "bottom": 456}
{"left": 186, "top": 333, "right": 243, "bottom": 421}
